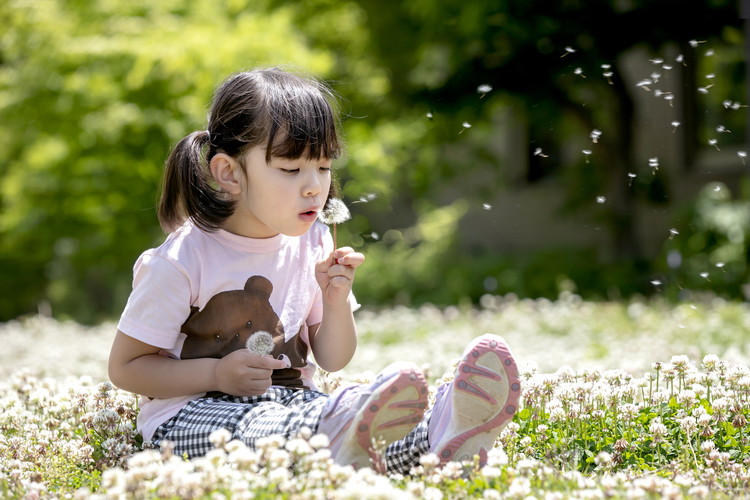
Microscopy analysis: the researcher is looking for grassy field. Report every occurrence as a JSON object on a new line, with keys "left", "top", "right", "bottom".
{"left": 1, "top": 293, "right": 749, "bottom": 498}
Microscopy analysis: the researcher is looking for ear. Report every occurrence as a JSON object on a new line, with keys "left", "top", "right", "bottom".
{"left": 209, "top": 153, "right": 243, "bottom": 195}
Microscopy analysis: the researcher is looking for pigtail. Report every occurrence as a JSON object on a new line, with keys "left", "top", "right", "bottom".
{"left": 157, "top": 131, "right": 234, "bottom": 233}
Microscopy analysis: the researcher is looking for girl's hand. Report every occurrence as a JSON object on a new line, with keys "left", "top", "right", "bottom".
{"left": 315, "top": 247, "right": 365, "bottom": 306}
{"left": 213, "top": 349, "right": 288, "bottom": 397}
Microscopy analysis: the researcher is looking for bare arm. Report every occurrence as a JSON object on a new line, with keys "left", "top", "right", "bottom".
{"left": 310, "top": 247, "right": 364, "bottom": 372}
{"left": 108, "top": 330, "right": 287, "bottom": 398}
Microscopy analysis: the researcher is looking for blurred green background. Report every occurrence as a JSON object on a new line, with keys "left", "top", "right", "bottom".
{"left": 1, "top": 0, "right": 748, "bottom": 323}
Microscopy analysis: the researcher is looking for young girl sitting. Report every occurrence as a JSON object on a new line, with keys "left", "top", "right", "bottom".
{"left": 108, "top": 67, "right": 521, "bottom": 473}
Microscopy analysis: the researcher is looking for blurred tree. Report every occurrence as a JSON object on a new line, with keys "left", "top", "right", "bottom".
{"left": 0, "top": 0, "right": 338, "bottom": 321}
{"left": 342, "top": 0, "right": 742, "bottom": 260}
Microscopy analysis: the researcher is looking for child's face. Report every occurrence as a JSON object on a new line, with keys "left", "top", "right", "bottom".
{"left": 227, "top": 145, "right": 332, "bottom": 238}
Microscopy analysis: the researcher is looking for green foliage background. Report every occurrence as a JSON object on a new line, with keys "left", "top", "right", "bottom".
{"left": 0, "top": 0, "right": 747, "bottom": 322}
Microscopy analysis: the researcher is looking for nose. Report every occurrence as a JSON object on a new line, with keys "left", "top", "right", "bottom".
{"left": 302, "top": 171, "right": 322, "bottom": 198}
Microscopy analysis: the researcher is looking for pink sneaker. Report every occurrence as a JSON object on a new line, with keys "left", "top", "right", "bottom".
{"left": 319, "top": 361, "right": 428, "bottom": 470}
{"left": 429, "top": 334, "right": 521, "bottom": 465}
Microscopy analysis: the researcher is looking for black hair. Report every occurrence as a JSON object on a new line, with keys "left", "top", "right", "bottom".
{"left": 158, "top": 68, "right": 343, "bottom": 233}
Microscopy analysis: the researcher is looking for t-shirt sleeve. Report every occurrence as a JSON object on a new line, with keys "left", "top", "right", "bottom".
{"left": 117, "top": 251, "right": 193, "bottom": 349}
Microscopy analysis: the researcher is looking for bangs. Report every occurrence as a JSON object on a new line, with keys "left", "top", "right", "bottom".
{"left": 263, "top": 82, "right": 342, "bottom": 162}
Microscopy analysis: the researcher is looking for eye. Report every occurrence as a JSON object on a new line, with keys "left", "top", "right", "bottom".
{"left": 234, "top": 333, "right": 240, "bottom": 339}
{"left": 214, "top": 334, "right": 221, "bottom": 342}
{"left": 281, "top": 168, "right": 299, "bottom": 174}
{"left": 246, "top": 321, "right": 253, "bottom": 329}
{"left": 319, "top": 166, "right": 331, "bottom": 173}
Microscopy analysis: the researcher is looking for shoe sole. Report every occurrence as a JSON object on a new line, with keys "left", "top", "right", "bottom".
{"left": 434, "top": 335, "right": 521, "bottom": 465}
{"left": 337, "top": 363, "right": 428, "bottom": 470}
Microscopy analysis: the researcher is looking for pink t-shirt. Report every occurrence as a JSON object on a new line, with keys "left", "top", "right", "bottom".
{"left": 117, "top": 220, "right": 356, "bottom": 442}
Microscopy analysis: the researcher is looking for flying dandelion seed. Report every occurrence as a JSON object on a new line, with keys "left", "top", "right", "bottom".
{"left": 533, "top": 147, "right": 549, "bottom": 158}
{"left": 676, "top": 54, "right": 686, "bottom": 65}
{"left": 671, "top": 121, "right": 681, "bottom": 132}
{"left": 662, "top": 64, "right": 673, "bottom": 71}
{"left": 663, "top": 94, "right": 674, "bottom": 106}
{"left": 574, "top": 67, "right": 586, "bottom": 78}
{"left": 651, "top": 280, "right": 663, "bottom": 287}
{"left": 668, "top": 228, "right": 679, "bottom": 239}
{"left": 459, "top": 122, "right": 472, "bottom": 134}
{"left": 426, "top": 112, "right": 433, "bottom": 119}
{"left": 716, "top": 262, "right": 726, "bottom": 271}
{"left": 596, "top": 196, "right": 606, "bottom": 204}
{"left": 713, "top": 185, "right": 721, "bottom": 192}
{"left": 716, "top": 125, "right": 730, "bottom": 133}
{"left": 700, "top": 272, "right": 710, "bottom": 281}
{"left": 705, "top": 49, "right": 715, "bottom": 56}
{"left": 477, "top": 84, "right": 493, "bottom": 97}
{"left": 636, "top": 79, "right": 652, "bottom": 91}
{"left": 689, "top": 39, "right": 706, "bottom": 48}
{"left": 723, "top": 100, "right": 738, "bottom": 110}
{"left": 737, "top": 151, "right": 747, "bottom": 165}
{"left": 708, "top": 139, "right": 720, "bottom": 150}
{"left": 590, "top": 129, "right": 602, "bottom": 143}
{"left": 697, "top": 85, "right": 713, "bottom": 94}
{"left": 353, "top": 193, "right": 377, "bottom": 204}
{"left": 561, "top": 46, "right": 576, "bottom": 57}
{"left": 650, "top": 72, "right": 661, "bottom": 83}
{"left": 582, "top": 149, "right": 592, "bottom": 163}
{"left": 706, "top": 73, "right": 716, "bottom": 80}
{"left": 649, "top": 157, "right": 659, "bottom": 172}
{"left": 482, "top": 203, "right": 492, "bottom": 210}
{"left": 649, "top": 58, "right": 664, "bottom": 65}
{"left": 369, "top": 232, "right": 380, "bottom": 241}
{"left": 627, "top": 173, "right": 636, "bottom": 186}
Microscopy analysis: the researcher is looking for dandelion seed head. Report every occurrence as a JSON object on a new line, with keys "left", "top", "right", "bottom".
{"left": 246, "top": 331, "right": 274, "bottom": 356}
{"left": 319, "top": 198, "right": 351, "bottom": 225}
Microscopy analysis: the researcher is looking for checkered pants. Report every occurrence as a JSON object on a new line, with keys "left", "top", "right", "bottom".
{"left": 150, "top": 387, "right": 431, "bottom": 474}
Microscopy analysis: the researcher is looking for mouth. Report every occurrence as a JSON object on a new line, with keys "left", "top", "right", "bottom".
{"left": 299, "top": 208, "right": 320, "bottom": 222}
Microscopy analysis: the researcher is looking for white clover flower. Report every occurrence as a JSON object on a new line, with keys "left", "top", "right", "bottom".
{"left": 679, "top": 416, "right": 697, "bottom": 434}
{"left": 308, "top": 433, "right": 330, "bottom": 450}
{"left": 208, "top": 428, "right": 232, "bottom": 449}
{"left": 594, "top": 451, "right": 613, "bottom": 467}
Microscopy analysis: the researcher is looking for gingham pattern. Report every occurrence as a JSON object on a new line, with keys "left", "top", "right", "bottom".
{"left": 151, "top": 387, "right": 434, "bottom": 473}
{"left": 151, "top": 387, "right": 329, "bottom": 458}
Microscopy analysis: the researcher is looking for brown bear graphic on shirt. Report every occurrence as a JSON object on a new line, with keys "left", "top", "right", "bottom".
{"left": 180, "top": 275, "right": 309, "bottom": 389}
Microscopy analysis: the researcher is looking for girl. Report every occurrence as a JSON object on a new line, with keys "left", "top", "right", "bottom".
{"left": 109, "top": 67, "right": 521, "bottom": 474}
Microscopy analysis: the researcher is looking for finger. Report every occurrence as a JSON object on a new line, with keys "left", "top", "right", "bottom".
{"left": 328, "top": 263, "right": 355, "bottom": 281}
{"left": 333, "top": 250, "right": 365, "bottom": 268}
{"left": 244, "top": 352, "right": 289, "bottom": 371}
